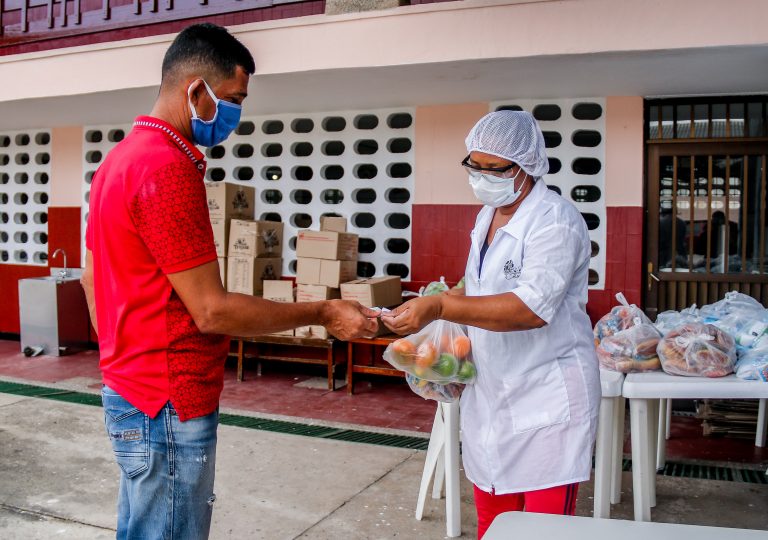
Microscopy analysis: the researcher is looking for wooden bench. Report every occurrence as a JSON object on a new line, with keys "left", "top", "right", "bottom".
{"left": 346, "top": 334, "right": 402, "bottom": 395}
{"left": 234, "top": 335, "right": 341, "bottom": 391}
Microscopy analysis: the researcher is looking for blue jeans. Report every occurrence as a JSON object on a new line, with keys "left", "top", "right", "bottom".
{"left": 101, "top": 385, "right": 218, "bottom": 540}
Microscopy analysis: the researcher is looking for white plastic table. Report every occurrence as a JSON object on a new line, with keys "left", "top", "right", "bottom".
{"left": 415, "top": 401, "right": 461, "bottom": 537}
{"left": 593, "top": 369, "right": 625, "bottom": 519}
{"left": 622, "top": 372, "right": 768, "bottom": 522}
{"left": 484, "top": 511, "right": 768, "bottom": 540}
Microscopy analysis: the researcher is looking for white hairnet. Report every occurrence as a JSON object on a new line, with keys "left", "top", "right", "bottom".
{"left": 465, "top": 111, "right": 549, "bottom": 178}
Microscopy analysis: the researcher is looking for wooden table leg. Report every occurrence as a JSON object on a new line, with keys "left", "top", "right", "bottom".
{"left": 237, "top": 339, "right": 244, "bottom": 382}
{"left": 328, "top": 345, "right": 334, "bottom": 391}
{"left": 347, "top": 341, "right": 354, "bottom": 395}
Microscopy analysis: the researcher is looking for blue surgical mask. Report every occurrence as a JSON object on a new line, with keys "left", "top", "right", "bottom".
{"left": 188, "top": 79, "right": 241, "bottom": 147}
{"left": 468, "top": 167, "right": 528, "bottom": 207}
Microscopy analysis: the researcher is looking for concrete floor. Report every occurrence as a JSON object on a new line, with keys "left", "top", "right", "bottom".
{"left": 1, "top": 392, "right": 767, "bottom": 539}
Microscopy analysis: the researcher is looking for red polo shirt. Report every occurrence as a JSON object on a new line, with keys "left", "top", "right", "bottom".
{"left": 86, "top": 116, "right": 229, "bottom": 421}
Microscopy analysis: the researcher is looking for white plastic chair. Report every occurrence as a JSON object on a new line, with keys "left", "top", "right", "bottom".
{"left": 415, "top": 400, "right": 461, "bottom": 537}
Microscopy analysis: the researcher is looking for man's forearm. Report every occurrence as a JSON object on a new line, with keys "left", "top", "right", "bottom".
{"left": 203, "top": 293, "right": 328, "bottom": 337}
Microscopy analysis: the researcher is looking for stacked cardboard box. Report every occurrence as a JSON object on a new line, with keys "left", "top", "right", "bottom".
{"left": 263, "top": 280, "right": 295, "bottom": 337}
{"left": 206, "top": 181, "right": 256, "bottom": 289}
{"left": 226, "top": 219, "right": 284, "bottom": 295}
{"left": 340, "top": 276, "right": 403, "bottom": 336}
{"left": 295, "top": 217, "right": 358, "bottom": 339}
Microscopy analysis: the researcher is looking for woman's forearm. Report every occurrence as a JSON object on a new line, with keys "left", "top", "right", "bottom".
{"left": 438, "top": 292, "right": 545, "bottom": 332}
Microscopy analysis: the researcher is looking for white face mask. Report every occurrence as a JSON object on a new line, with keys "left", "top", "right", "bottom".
{"left": 468, "top": 167, "right": 528, "bottom": 207}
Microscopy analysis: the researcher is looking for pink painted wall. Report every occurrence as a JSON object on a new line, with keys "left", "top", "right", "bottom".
{"left": 414, "top": 103, "right": 488, "bottom": 205}
{"left": 605, "top": 96, "right": 644, "bottom": 208}
{"left": 51, "top": 126, "right": 83, "bottom": 207}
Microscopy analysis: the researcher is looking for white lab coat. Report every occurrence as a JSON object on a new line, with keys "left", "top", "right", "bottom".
{"left": 461, "top": 179, "right": 601, "bottom": 494}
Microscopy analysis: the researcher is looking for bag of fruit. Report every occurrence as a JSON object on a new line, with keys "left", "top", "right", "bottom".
{"left": 404, "top": 373, "right": 465, "bottom": 403}
{"left": 384, "top": 319, "right": 477, "bottom": 385}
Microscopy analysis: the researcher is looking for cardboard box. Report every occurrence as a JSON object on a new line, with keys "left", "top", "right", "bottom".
{"left": 295, "top": 325, "right": 329, "bottom": 340}
{"left": 296, "top": 230, "right": 358, "bottom": 261}
{"left": 217, "top": 257, "right": 226, "bottom": 287}
{"left": 210, "top": 217, "right": 229, "bottom": 257}
{"left": 296, "top": 283, "right": 341, "bottom": 302}
{"left": 205, "top": 181, "right": 256, "bottom": 220}
{"left": 294, "top": 283, "right": 339, "bottom": 340}
{"left": 226, "top": 257, "right": 282, "bottom": 295}
{"left": 296, "top": 258, "right": 357, "bottom": 288}
{"left": 340, "top": 276, "right": 403, "bottom": 308}
{"left": 320, "top": 216, "right": 347, "bottom": 233}
{"left": 262, "top": 280, "right": 294, "bottom": 303}
{"left": 228, "top": 219, "right": 284, "bottom": 258}
{"left": 262, "top": 280, "right": 294, "bottom": 336}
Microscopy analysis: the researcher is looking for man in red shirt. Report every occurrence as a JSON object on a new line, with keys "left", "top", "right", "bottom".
{"left": 81, "top": 24, "right": 377, "bottom": 540}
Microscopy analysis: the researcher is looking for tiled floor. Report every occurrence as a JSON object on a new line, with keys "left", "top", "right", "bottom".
{"left": 0, "top": 339, "right": 438, "bottom": 433}
{"left": 1, "top": 338, "right": 767, "bottom": 465}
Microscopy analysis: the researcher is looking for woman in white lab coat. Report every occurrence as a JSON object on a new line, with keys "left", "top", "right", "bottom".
{"left": 382, "top": 111, "right": 600, "bottom": 539}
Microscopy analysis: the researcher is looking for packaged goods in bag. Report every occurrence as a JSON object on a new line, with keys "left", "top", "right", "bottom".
{"left": 596, "top": 322, "right": 662, "bottom": 373}
{"left": 699, "top": 291, "right": 764, "bottom": 326}
{"left": 657, "top": 323, "right": 736, "bottom": 378}
{"left": 419, "top": 276, "right": 450, "bottom": 297}
{"left": 593, "top": 293, "right": 651, "bottom": 345}
{"left": 405, "top": 373, "right": 464, "bottom": 403}
{"left": 735, "top": 346, "right": 768, "bottom": 382}
{"left": 654, "top": 305, "right": 701, "bottom": 337}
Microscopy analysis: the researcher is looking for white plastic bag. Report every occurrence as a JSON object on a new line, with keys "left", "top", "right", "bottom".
{"left": 593, "top": 292, "right": 651, "bottom": 345}
{"left": 654, "top": 305, "right": 701, "bottom": 337}
{"left": 384, "top": 319, "right": 477, "bottom": 402}
{"left": 735, "top": 346, "right": 768, "bottom": 382}
{"left": 404, "top": 373, "right": 465, "bottom": 403}
{"left": 384, "top": 320, "right": 476, "bottom": 384}
{"left": 700, "top": 291, "right": 764, "bottom": 325}
{"left": 596, "top": 322, "right": 662, "bottom": 373}
{"left": 657, "top": 323, "right": 736, "bottom": 378}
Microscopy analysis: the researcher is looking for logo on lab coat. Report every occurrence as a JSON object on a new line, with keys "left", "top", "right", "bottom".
{"left": 503, "top": 259, "right": 521, "bottom": 280}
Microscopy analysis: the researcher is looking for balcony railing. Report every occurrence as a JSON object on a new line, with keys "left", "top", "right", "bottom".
{"left": 0, "top": 0, "right": 321, "bottom": 54}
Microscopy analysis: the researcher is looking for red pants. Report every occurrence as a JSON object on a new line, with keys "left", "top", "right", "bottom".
{"left": 473, "top": 483, "right": 579, "bottom": 539}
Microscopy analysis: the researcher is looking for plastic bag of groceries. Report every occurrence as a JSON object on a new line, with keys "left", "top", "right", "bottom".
{"left": 593, "top": 292, "right": 651, "bottom": 345}
{"left": 420, "top": 276, "right": 450, "bottom": 297}
{"left": 384, "top": 320, "right": 477, "bottom": 402}
{"left": 735, "top": 345, "right": 768, "bottom": 382}
{"left": 657, "top": 323, "right": 736, "bottom": 377}
{"left": 405, "top": 373, "right": 465, "bottom": 403}
{"left": 654, "top": 305, "right": 701, "bottom": 337}
{"left": 700, "top": 291, "right": 764, "bottom": 326}
{"left": 596, "top": 322, "right": 662, "bottom": 373}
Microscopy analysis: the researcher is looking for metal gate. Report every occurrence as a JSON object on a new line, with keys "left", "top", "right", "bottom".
{"left": 645, "top": 98, "right": 768, "bottom": 318}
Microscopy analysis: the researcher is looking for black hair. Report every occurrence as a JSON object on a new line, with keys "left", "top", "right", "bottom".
{"left": 161, "top": 23, "right": 255, "bottom": 88}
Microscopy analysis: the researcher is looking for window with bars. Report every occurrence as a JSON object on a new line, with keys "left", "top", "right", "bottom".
{"left": 647, "top": 97, "right": 768, "bottom": 141}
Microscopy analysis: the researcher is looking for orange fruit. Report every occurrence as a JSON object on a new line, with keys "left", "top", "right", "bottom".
{"left": 439, "top": 334, "right": 453, "bottom": 354}
{"left": 416, "top": 342, "right": 438, "bottom": 367}
{"left": 392, "top": 338, "right": 416, "bottom": 356}
{"left": 453, "top": 336, "right": 471, "bottom": 358}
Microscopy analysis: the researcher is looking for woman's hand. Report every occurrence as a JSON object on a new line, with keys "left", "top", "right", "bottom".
{"left": 380, "top": 295, "right": 443, "bottom": 335}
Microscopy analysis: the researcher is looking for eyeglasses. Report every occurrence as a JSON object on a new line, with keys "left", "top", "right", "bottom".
{"left": 461, "top": 155, "right": 517, "bottom": 178}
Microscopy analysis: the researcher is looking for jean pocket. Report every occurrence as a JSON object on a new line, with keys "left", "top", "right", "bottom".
{"left": 102, "top": 392, "right": 149, "bottom": 478}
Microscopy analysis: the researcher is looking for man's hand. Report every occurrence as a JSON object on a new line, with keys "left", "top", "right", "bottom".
{"left": 321, "top": 300, "right": 380, "bottom": 340}
{"left": 380, "top": 295, "right": 443, "bottom": 335}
